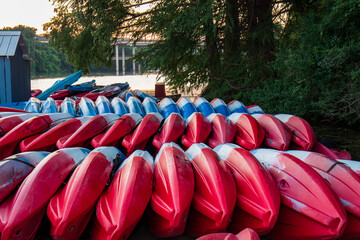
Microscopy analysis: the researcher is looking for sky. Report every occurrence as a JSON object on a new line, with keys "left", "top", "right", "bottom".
{"left": 0, "top": 0, "right": 55, "bottom": 34}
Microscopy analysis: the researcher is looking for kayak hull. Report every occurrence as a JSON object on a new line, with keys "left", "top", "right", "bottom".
{"left": 91, "top": 150, "right": 154, "bottom": 240}
{"left": 148, "top": 143, "right": 194, "bottom": 237}
{"left": 47, "top": 147, "right": 124, "bottom": 240}
{"left": 185, "top": 144, "right": 236, "bottom": 237}
{"left": 214, "top": 144, "right": 280, "bottom": 235}
{"left": 251, "top": 149, "right": 347, "bottom": 239}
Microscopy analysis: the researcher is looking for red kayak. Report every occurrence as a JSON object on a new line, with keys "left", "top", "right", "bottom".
{"left": 312, "top": 141, "right": 352, "bottom": 160}
{"left": 0, "top": 113, "right": 73, "bottom": 159}
{"left": 148, "top": 143, "right": 194, "bottom": 237}
{"left": 252, "top": 114, "right": 292, "bottom": 151}
{"left": 287, "top": 150, "right": 360, "bottom": 238}
{"left": 181, "top": 112, "right": 211, "bottom": 149}
{"left": 0, "top": 108, "right": 29, "bottom": 113}
{"left": 91, "top": 150, "right": 154, "bottom": 240}
{"left": 84, "top": 85, "right": 125, "bottom": 101}
{"left": 206, "top": 113, "right": 236, "bottom": 148}
{"left": 0, "top": 148, "right": 90, "bottom": 240}
{"left": 185, "top": 143, "right": 236, "bottom": 237}
{"left": 122, "top": 113, "right": 163, "bottom": 157}
{"left": 0, "top": 113, "right": 38, "bottom": 136}
{"left": 228, "top": 113, "right": 265, "bottom": 150}
{"left": 197, "top": 228, "right": 260, "bottom": 240}
{"left": 0, "top": 151, "right": 50, "bottom": 203}
{"left": 152, "top": 113, "right": 185, "bottom": 150}
{"left": 51, "top": 89, "right": 76, "bottom": 100}
{"left": 337, "top": 159, "right": 360, "bottom": 175}
{"left": 275, "top": 114, "right": 316, "bottom": 150}
{"left": 31, "top": 89, "right": 42, "bottom": 98}
{"left": 92, "top": 113, "right": 143, "bottom": 148}
{"left": 214, "top": 144, "right": 280, "bottom": 235}
{"left": 20, "top": 116, "right": 92, "bottom": 152}
{"left": 47, "top": 147, "right": 124, "bottom": 240}
{"left": 57, "top": 113, "right": 119, "bottom": 149}
{"left": 251, "top": 149, "right": 347, "bottom": 239}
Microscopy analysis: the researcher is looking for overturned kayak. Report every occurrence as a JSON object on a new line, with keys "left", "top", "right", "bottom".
{"left": 228, "top": 113, "right": 265, "bottom": 150}
{"left": 206, "top": 113, "right": 236, "bottom": 148}
{"left": 252, "top": 114, "right": 292, "bottom": 151}
{"left": 251, "top": 149, "right": 347, "bottom": 239}
{"left": 181, "top": 112, "right": 211, "bottom": 149}
{"left": 177, "top": 97, "right": 197, "bottom": 120}
{"left": 197, "top": 228, "right": 260, "bottom": 240}
{"left": 47, "top": 147, "right": 124, "bottom": 240}
{"left": 227, "top": 100, "right": 248, "bottom": 114}
{"left": 95, "top": 96, "right": 113, "bottom": 114}
{"left": 287, "top": 150, "right": 360, "bottom": 238}
{"left": 60, "top": 97, "right": 77, "bottom": 115}
{"left": 0, "top": 113, "right": 73, "bottom": 159}
{"left": 152, "top": 113, "right": 185, "bottom": 150}
{"left": 210, "top": 98, "right": 231, "bottom": 116}
{"left": 41, "top": 97, "right": 58, "bottom": 113}
{"left": 185, "top": 143, "right": 236, "bottom": 237}
{"left": 0, "top": 148, "right": 90, "bottom": 240}
{"left": 0, "top": 151, "right": 50, "bottom": 203}
{"left": 111, "top": 97, "right": 128, "bottom": 116}
{"left": 24, "top": 97, "right": 42, "bottom": 113}
{"left": 0, "top": 113, "right": 38, "bottom": 136}
{"left": 91, "top": 150, "right": 154, "bottom": 240}
{"left": 142, "top": 97, "right": 160, "bottom": 115}
{"left": 0, "top": 107, "right": 29, "bottom": 113}
{"left": 78, "top": 97, "right": 98, "bottom": 116}
{"left": 20, "top": 116, "right": 91, "bottom": 152}
{"left": 148, "top": 143, "right": 194, "bottom": 237}
{"left": 246, "top": 105, "right": 264, "bottom": 114}
{"left": 57, "top": 113, "right": 119, "bottom": 149}
{"left": 194, "top": 97, "right": 215, "bottom": 117}
{"left": 158, "top": 97, "right": 181, "bottom": 119}
{"left": 214, "top": 144, "right": 280, "bottom": 235}
{"left": 92, "top": 113, "right": 142, "bottom": 148}
{"left": 338, "top": 159, "right": 360, "bottom": 175}
{"left": 312, "top": 141, "right": 352, "bottom": 160}
{"left": 0, "top": 112, "right": 28, "bottom": 118}
{"left": 122, "top": 113, "right": 163, "bottom": 156}
{"left": 126, "top": 96, "right": 145, "bottom": 116}
{"left": 275, "top": 114, "right": 316, "bottom": 150}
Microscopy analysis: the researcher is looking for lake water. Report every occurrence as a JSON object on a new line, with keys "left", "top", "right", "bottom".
{"left": 31, "top": 74, "right": 165, "bottom": 91}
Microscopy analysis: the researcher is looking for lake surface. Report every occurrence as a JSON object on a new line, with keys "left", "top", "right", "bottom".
{"left": 31, "top": 74, "right": 164, "bottom": 91}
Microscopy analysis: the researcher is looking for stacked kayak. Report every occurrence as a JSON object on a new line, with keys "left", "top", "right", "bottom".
{"left": 0, "top": 94, "right": 358, "bottom": 240}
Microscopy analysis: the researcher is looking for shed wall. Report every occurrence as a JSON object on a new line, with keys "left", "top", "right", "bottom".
{"left": 10, "top": 45, "right": 30, "bottom": 102}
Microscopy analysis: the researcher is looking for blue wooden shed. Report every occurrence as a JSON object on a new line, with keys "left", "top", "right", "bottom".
{"left": 0, "top": 31, "right": 31, "bottom": 104}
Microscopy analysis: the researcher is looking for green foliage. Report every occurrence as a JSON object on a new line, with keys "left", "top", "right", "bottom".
{"left": 44, "top": 0, "right": 129, "bottom": 73}
{"left": 44, "top": 0, "right": 360, "bottom": 125}
{"left": 268, "top": 0, "right": 360, "bottom": 124}
{"left": 1, "top": 25, "right": 74, "bottom": 78}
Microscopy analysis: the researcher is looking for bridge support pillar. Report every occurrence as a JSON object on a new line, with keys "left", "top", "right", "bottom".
{"left": 115, "top": 44, "right": 119, "bottom": 76}
{"left": 122, "top": 46, "right": 125, "bottom": 75}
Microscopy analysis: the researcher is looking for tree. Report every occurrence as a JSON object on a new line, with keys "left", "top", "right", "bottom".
{"left": 1, "top": 25, "right": 74, "bottom": 77}
{"left": 45, "top": 0, "right": 278, "bottom": 96}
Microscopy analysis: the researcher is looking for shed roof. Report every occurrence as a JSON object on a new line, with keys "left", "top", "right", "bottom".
{"left": 0, "top": 31, "right": 29, "bottom": 57}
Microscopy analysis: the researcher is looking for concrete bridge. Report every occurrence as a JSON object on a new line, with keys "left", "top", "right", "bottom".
{"left": 114, "top": 38, "right": 156, "bottom": 76}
